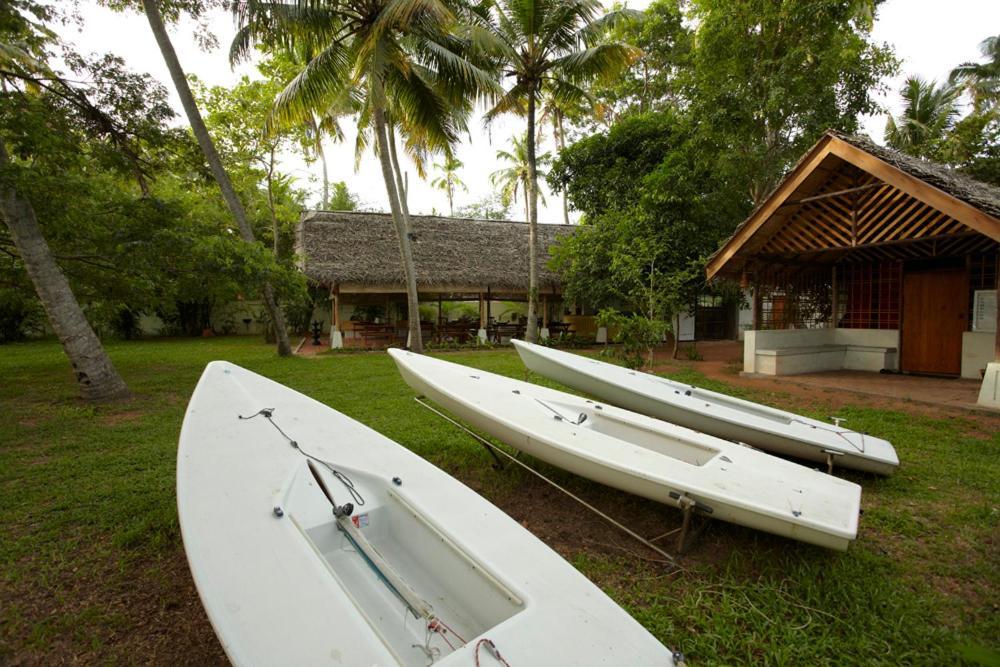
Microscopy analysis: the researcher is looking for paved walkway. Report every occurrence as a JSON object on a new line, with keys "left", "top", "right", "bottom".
{"left": 665, "top": 340, "right": 992, "bottom": 414}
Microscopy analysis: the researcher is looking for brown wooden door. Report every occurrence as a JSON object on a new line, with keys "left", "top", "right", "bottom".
{"left": 901, "top": 269, "right": 967, "bottom": 375}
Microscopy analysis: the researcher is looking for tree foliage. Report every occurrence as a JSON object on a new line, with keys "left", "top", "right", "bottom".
{"left": 550, "top": 112, "right": 747, "bottom": 331}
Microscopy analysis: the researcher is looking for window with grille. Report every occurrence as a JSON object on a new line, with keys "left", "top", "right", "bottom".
{"left": 837, "top": 261, "right": 901, "bottom": 329}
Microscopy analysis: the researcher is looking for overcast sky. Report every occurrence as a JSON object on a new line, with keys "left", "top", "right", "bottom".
{"left": 58, "top": 0, "right": 1000, "bottom": 222}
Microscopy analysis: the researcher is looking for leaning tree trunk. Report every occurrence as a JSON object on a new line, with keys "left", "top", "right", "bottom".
{"left": 524, "top": 89, "right": 540, "bottom": 343}
{"left": 374, "top": 106, "right": 423, "bottom": 352}
{"left": 142, "top": 0, "right": 292, "bottom": 357}
{"left": 387, "top": 124, "right": 413, "bottom": 233}
{"left": 0, "top": 144, "right": 129, "bottom": 401}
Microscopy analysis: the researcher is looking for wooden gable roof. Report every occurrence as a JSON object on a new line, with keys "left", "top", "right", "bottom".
{"left": 706, "top": 132, "right": 1000, "bottom": 280}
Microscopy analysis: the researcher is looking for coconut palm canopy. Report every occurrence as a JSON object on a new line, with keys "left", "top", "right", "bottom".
{"left": 297, "top": 211, "right": 574, "bottom": 291}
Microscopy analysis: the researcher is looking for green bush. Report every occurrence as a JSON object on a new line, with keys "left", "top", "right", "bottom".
{"left": 597, "top": 308, "right": 665, "bottom": 369}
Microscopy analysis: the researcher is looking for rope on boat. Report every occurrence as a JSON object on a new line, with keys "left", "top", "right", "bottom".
{"left": 238, "top": 407, "right": 365, "bottom": 506}
{"left": 414, "top": 397, "right": 678, "bottom": 564}
{"left": 789, "top": 417, "right": 867, "bottom": 453}
{"left": 533, "top": 398, "right": 588, "bottom": 425}
{"left": 474, "top": 638, "right": 511, "bottom": 667}
{"left": 242, "top": 408, "right": 469, "bottom": 662}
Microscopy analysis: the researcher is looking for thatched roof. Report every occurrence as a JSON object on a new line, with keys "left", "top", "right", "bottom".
{"left": 297, "top": 211, "right": 574, "bottom": 291}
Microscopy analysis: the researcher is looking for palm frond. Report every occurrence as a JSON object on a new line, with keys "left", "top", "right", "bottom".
{"left": 553, "top": 43, "right": 639, "bottom": 83}
{"left": 269, "top": 40, "right": 353, "bottom": 132}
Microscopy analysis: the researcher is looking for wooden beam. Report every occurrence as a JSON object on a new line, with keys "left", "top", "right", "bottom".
{"left": 332, "top": 287, "right": 340, "bottom": 330}
{"left": 996, "top": 250, "right": 1000, "bottom": 361}
{"left": 831, "top": 265, "right": 838, "bottom": 327}
{"left": 780, "top": 181, "right": 883, "bottom": 208}
{"left": 827, "top": 139, "right": 1000, "bottom": 242}
{"left": 706, "top": 135, "right": 838, "bottom": 280}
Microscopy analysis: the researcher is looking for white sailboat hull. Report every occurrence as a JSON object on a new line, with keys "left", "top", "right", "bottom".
{"left": 513, "top": 340, "right": 899, "bottom": 476}
{"left": 389, "top": 350, "right": 862, "bottom": 551}
{"left": 178, "top": 361, "right": 675, "bottom": 666}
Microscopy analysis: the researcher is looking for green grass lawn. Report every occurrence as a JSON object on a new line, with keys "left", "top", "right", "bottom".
{"left": 1, "top": 337, "right": 997, "bottom": 664}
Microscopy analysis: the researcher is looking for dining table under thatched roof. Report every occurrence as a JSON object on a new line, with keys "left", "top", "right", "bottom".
{"left": 297, "top": 210, "right": 573, "bottom": 294}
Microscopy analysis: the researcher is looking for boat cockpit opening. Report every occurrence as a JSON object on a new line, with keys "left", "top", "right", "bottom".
{"left": 537, "top": 400, "right": 720, "bottom": 467}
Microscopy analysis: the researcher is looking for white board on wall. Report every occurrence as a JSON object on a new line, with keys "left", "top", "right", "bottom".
{"left": 973, "top": 290, "right": 997, "bottom": 333}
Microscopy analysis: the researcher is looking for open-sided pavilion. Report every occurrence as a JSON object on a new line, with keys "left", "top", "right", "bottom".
{"left": 296, "top": 211, "right": 573, "bottom": 348}
{"left": 706, "top": 131, "right": 1000, "bottom": 408}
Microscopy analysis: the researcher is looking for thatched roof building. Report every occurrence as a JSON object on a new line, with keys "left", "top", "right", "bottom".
{"left": 297, "top": 211, "right": 573, "bottom": 293}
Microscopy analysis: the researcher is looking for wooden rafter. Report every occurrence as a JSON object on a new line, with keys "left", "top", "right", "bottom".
{"left": 707, "top": 133, "right": 1000, "bottom": 280}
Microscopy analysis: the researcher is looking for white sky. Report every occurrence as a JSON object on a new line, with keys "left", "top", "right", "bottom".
{"left": 57, "top": 0, "right": 1000, "bottom": 221}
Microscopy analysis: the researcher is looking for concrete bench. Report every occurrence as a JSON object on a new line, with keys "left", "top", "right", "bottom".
{"left": 754, "top": 344, "right": 897, "bottom": 375}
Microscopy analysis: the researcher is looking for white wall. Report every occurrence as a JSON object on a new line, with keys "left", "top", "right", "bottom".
{"left": 744, "top": 328, "right": 900, "bottom": 375}
{"left": 962, "top": 331, "right": 996, "bottom": 379}
{"left": 677, "top": 312, "right": 696, "bottom": 342}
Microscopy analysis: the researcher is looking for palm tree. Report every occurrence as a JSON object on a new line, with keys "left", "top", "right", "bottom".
{"left": 483, "top": 0, "right": 638, "bottom": 341}
{"left": 491, "top": 133, "right": 549, "bottom": 222}
{"left": 950, "top": 34, "right": 1000, "bottom": 112}
{"left": 539, "top": 93, "right": 585, "bottom": 224}
{"left": 140, "top": 0, "right": 293, "bottom": 356}
{"left": 430, "top": 155, "right": 467, "bottom": 216}
{"left": 233, "top": 0, "right": 498, "bottom": 353}
{"left": 261, "top": 54, "right": 358, "bottom": 209}
{"left": 884, "top": 76, "right": 961, "bottom": 158}
{"left": 0, "top": 13, "right": 130, "bottom": 401}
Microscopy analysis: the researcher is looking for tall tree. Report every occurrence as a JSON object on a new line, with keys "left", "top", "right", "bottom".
{"left": 136, "top": 0, "right": 293, "bottom": 356}
{"left": 233, "top": 0, "right": 498, "bottom": 353}
{"left": 884, "top": 77, "right": 961, "bottom": 158}
{"left": 483, "top": 0, "right": 637, "bottom": 341}
{"left": 0, "top": 2, "right": 131, "bottom": 400}
{"left": 430, "top": 155, "right": 466, "bottom": 216}
{"left": 950, "top": 34, "right": 1000, "bottom": 113}
{"left": 682, "top": 0, "right": 897, "bottom": 204}
{"left": 549, "top": 111, "right": 746, "bottom": 356}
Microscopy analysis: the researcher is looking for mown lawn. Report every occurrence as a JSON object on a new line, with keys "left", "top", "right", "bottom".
{"left": 1, "top": 337, "right": 997, "bottom": 665}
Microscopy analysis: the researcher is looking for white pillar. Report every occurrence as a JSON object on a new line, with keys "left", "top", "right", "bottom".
{"left": 596, "top": 326, "right": 608, "bottom": 343}
{"left": 477, "top": 328, "right": 488, "bottom": 343}
{"left": 978, "top": 362, "right": 1000, "bottom": 409}
{"left": 330, "top": 330, "right": 344, "bottom": 349}
{"left": 540, "top": 327, "right": 550, "bottom": 340}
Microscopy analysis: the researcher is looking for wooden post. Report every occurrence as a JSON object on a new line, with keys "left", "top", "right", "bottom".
{"left": 752, "top": 274, "right": 761, "bottom": 330}
{"left": 330, "top": 284, "right": 343, "bottom": 349}
{"left": 437, "top": 294, "right": 442, "bottom": 343}
{"left": 542, "top": 294, "right": 549, "bottom": 328}
{"left": 995, "top": 251, "right": 1000, "bottom": 360}
{"left": 479, "top": 293, "right": 486, "bottom": 329}
{"left": 830, "top": 265, "right": 838, "bottom": 329}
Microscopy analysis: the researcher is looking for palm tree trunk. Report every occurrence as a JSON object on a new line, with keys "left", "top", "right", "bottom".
{"left": 524, "top": 89, "right": 540, "bottom": 343}
{"left": 0, "top": 143, "right": 129, "bottom": 401}
{"left": 141, "top": 0, "right": 292, "bottom": 357}
{"left": 387, "top": 124, "right": 412, "bottom": 233}
{"left": 374, "top": 106, "right": 423, "bottom": 352}
{"left": 311, "top": 116, "right": 330, "bottom": 209}
{"left": 556, "top": 112, "right": 570, "bottom": 225}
